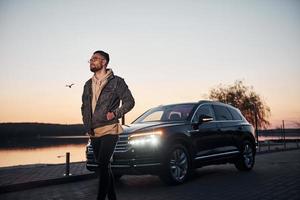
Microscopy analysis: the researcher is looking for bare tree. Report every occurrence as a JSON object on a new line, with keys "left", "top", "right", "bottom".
{"left": 209, "top": 80, "right": 271, "bottom": 129}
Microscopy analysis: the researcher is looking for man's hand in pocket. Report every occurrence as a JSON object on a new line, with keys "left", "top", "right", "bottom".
{"left": 106, "top": 112, "right": 115, "bottom": 120}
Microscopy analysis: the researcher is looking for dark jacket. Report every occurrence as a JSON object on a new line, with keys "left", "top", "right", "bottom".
{"left": 81, "top": 72, "right": 135, "bottom": 133}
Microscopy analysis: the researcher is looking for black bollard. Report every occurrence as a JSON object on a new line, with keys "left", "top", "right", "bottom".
{"left": 64, "top": 152, "right": 71, "bottom": 176}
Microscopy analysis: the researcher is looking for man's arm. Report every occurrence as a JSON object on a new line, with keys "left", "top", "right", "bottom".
{"left": 113, "top": 78, "right": 135, "bottom": 119}
{"left": 81, "top": 83, "right": 93, "bottom": 135}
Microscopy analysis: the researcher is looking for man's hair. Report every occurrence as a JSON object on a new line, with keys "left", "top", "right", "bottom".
{"left": 93, "top": 50, "right": 110, "bottom": 64}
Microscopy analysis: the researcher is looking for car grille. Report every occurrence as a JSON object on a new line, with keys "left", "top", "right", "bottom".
{"left": 115, "top": 134, "right": 129, "bottom": 152}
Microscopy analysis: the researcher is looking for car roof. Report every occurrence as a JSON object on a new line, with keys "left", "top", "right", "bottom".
{"left": 156, "top": 102, "right": 198, "bottom": 107}
{"left": 156, "top": 100, "right": 238, "bottom": 110}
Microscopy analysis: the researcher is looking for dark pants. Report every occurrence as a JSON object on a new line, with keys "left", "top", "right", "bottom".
{"left": 91, "top": 134, "right": 119, "bottom": 200}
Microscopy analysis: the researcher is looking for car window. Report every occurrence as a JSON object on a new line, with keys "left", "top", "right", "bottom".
{"left": 168, "top": 111, "right": 182, "bottom": 120}
{"left": 213, "top": 105, "right": 233, "bottom": 121}
{"left": 192, "top": 105, "right": 214, "bottom": 123}
{"left": 141, "top": 110, "right": 164, "bottom": 121}
{"left": 228, "top": 107, "right": 242, "bottom": 120}
{"left": 133, "top": 104, "right": 196, "bottom": 123}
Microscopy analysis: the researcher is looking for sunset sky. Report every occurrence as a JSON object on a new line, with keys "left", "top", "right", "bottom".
{"left": 0, "top": 0, "right": 299, "bottom": 128}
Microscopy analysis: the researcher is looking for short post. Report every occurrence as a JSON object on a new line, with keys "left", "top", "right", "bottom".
{"left": 64, "top": 152, "right": 71, "bottom": 176}
{"left": 268, "top": 140, "right": 270, "bottom": 151}
{"left": 282, "top": 120, "right": 286, "bottom": 150}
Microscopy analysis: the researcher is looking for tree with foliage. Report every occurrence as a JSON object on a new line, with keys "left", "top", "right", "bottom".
{"left": 209, "top": 80, "right": 271, "bottom": 129}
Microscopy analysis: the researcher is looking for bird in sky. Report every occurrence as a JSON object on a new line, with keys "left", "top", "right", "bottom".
{"left": 66, "top": 83, "right": 75, "bottom": 88}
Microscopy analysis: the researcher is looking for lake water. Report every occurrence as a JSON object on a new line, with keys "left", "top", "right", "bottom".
{"left": 258, "top": 136, "right": 300, "bottom": 141}
{"left": 0, "top": 144, "right": 86, "bottom": 168}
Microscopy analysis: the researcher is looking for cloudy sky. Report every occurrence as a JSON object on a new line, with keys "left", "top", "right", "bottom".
{"left": 0, "top": 0, "right": 299, "bottom": 128}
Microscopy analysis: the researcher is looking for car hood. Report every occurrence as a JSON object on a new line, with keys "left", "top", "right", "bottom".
{"left": 122, "top": 121, "right": 186, "bottom": 134}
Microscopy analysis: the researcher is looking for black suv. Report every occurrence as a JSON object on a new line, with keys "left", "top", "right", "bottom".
{"left": 86, "top": 101, "right": 256, "bottom": 185}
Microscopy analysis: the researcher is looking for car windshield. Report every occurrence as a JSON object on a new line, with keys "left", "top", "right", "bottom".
{"left": 133, "top": 104, "right": 196, "bottom": 123}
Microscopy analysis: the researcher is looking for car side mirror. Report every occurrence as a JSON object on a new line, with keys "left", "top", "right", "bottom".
{"left": 198, "top": 115, "right": 213, "bottom": 124}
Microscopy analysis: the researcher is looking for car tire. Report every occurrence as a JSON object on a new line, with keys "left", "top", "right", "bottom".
{"left": 235, "top": 140, "right": 255, "bottom": 171}
{"left": 160, "top": 144, "right": 191, "bottom": 185}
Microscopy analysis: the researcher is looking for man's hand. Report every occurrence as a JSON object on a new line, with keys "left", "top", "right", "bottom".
{"left": 106, "top": 112, "right": 115, "bottom": 120}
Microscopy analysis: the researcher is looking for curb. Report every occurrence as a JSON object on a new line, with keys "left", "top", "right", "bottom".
{"left": 0, "top": 172, "right": 97, "bottom": 194}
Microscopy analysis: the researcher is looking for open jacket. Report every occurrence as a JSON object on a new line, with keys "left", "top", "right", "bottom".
{"left": 81, "top": 72, "right": 135, "bottom": 133}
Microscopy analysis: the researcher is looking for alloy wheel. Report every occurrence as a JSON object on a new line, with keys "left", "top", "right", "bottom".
{"left": 243, "top": 144, "right": 254, "bottom": 168}
{"left": 169, "top": 148, "right": 188, "bottom": 182}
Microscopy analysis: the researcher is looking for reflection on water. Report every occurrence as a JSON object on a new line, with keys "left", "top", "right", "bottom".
{"left": 0, "top": 144, "right": 86, "bottom": 168}
{"left": 1, "top": 137, "right": 88, "bottom": 149}
{"left": 258, "top": 136, "right": 300, "bottom": 141}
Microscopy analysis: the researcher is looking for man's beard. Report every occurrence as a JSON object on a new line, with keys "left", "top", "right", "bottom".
{"left": 90, "top": 65, "right": 103, "bottom": 72}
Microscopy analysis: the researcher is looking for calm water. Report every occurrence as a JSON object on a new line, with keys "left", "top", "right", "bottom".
{"left": 0, "top": 144, "right": 86, "bottom": 168}
{"left": 258, "top": 136, "right": 300, "bottom": 141}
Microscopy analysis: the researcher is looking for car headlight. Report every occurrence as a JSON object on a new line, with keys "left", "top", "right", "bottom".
{"left": 128, "top": 131, "right": 162, "bottom": 147}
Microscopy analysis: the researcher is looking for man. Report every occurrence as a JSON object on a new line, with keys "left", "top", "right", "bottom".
{"left": 81, "top": 50, "right": 135, "bottom": 200}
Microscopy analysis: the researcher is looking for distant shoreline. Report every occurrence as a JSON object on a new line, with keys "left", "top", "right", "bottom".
{"left": 0, "top": 122, "right": 86, "bottom": 138}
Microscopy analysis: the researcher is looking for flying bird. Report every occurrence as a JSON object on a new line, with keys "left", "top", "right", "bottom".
{"left": 66, "top": 83, "right": 75, "bottom": 88}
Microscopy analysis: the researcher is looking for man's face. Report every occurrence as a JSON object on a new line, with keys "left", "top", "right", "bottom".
{"left": 89, "top": 53, "right": 106, "bottom": 72}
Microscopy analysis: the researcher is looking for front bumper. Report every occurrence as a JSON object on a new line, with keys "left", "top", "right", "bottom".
{"left": 86, "top": 144, "right": 163, "bottom": 174}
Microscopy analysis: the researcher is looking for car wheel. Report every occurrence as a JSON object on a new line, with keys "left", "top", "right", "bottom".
{"left": 160, "top": 144, "right": 190, "bottom": 185}
{"left": 235, "top": 141, "right": 255, "bottom": 171}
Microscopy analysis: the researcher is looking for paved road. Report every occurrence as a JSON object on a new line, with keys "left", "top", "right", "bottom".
{"left": 1, "top": 149, "right": 300, "bottom": 200}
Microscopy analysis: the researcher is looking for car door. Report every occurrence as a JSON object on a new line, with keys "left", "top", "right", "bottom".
{"left": 212, "top": 105, "right": 239, "bottom": 153}
{"left": 189, "top": 104, "right": 221, "bottom": 160}
{"left": 227, "top": 106, "right": 245, "bottom": 151}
